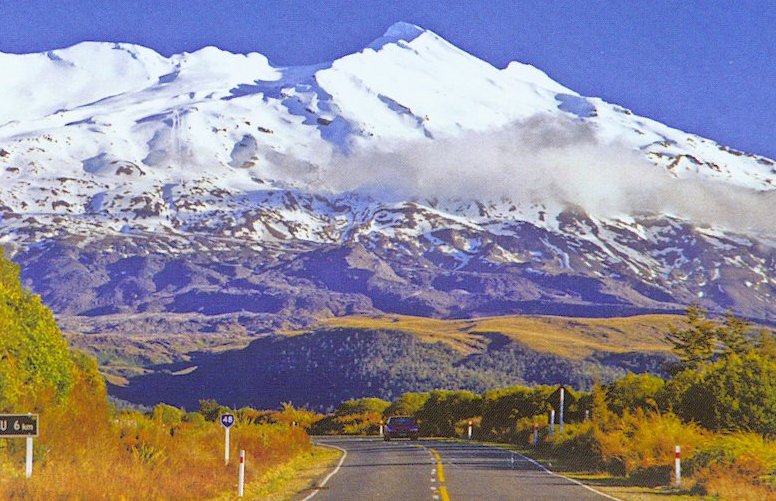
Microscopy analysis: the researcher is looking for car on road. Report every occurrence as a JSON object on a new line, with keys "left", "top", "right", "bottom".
{"left": 384, "top": 416, "right": 419, "bottom": 441}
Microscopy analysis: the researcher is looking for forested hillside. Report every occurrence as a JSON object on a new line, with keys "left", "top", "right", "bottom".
{"left": 112, "top": 327, "right": 672, "bottom": 411}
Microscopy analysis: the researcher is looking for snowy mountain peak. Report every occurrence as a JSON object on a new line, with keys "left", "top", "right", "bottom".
{"left": 368, "top": 21, "right": 427, "bottom": 49}
{"left": 2, "top": 24, "right": 776, "bottom": 324}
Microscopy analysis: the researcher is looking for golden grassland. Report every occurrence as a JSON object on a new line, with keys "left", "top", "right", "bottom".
{"left": 310, "top": 313, "right": 679, "bottom": 358}
{"left": 0, "top": 379, "right": 326, "bottom": 500}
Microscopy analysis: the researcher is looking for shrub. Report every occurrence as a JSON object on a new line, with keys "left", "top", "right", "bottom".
{"left": 335, "top": 397, "right": 390, "bottom": 416}
{"left": 593, "top": 410, "right": 706, "bottom": 477}
{"left": 604, "top": 373, "right": 664, "bottom": 415}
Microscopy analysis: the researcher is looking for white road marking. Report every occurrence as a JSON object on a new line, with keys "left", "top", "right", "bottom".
{"left": 301, "top": 443, "right": 348, "bottom": 501}
{"left": 511, "top": 450, "right": 624, "bottom": 501}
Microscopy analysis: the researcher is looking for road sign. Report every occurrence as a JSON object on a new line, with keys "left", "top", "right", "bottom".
{"left": 221, "top": 414, "right": 235, "bottom": 429}
{"left": 0, "top": 415, "right": 39, "bottom": 437}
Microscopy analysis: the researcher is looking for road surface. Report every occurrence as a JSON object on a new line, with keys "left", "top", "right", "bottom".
{"left": 303, "top": 437, "right": 617, "bottom": 501}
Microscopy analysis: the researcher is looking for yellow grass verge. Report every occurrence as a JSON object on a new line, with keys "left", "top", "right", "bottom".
{"left": 312, "top": 313, "right": 679, "bottom": 359}
{"left": 211, "top": 445, "right": 342, "bottom": 501}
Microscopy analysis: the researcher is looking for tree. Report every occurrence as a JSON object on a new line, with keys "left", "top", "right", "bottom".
{"left": 0, "top": 247, "right": 75, "bottom": 410}
{"left": 666, "top": 305, "right": 717, "bottom": 371}
{"left": 416, "top": 390, "right": 481, "bottom": 436}
{"left": 716, "top": 311, "right": 754, "bottom": 357}
{"left": 604, "top": 373, "right": 665, "bottom": 415}
{"left": 385, "top": 392, "right": 429, "bottom": 417}
{"left": 675, "top": 352, "right": 776, "bottom": 436}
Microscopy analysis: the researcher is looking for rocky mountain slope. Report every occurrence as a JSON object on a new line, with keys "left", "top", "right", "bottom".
{"left": 1, "top": 22, "right": 775, "bottom": 338}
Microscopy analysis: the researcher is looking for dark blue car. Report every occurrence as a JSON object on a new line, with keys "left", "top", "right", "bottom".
{"left": 384, "top": 416, "right": 419, "bottom": 441}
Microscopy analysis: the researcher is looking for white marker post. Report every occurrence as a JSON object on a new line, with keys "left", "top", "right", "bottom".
{"left": 532, "top": 422, "right": 539, "bottom": 447}
{"left": 467, "top": 420, "right": 473, "bottom": 440}
{"left": 379, "top": 420, "right": 384, "bottom": 437}
{"left": 585, "top": 409, "right": 589, "bottom": 421}
{"left": 238, "top": 450, "right": 245, "bottom": 497}
{"left": 549, "top": 410, "right": 555, "bottom": 438}
{"left": 674, "top": 445, "right": 681, "bottom": 488}
{"left": 221, "top": 414, "right": 235, "bottom": 465}
{"left": 559, "top": 387, "right": 565, "bottom": 434}
{"left": 25, "top": 436, "right": 33, "bottom": 478}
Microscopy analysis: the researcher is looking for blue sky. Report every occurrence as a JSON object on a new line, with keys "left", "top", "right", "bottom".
{"left": 1, "top": 0, "right": 773, "bottom": 159}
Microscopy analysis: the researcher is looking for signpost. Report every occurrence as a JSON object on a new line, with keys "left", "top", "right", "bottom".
{"left": 0, "top": 414, "right": 39, "bottom": 478}
{"left": 221, "top": 414, "right": 235, "bottom": 465}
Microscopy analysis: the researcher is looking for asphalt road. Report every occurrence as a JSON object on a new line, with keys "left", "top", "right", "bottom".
{"left": 304, "top": 437, "right": 617, "bottom": 501}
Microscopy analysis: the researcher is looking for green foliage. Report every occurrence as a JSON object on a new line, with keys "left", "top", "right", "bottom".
{"left": 604, "top": 373, "right": 665, "bottom": 415}
{"left": 416, "top": 390, "right": 481, "bottom": 436}
{"left": 689, "top": 432, "right": 776, "bottom": 478}
{"left": 196, "top": 399, "right": 222, "bottom": 421}
{"left": 181, "top": 412, "right": 206, "bottom": 426}
{"left": 334, "top": 397, "right": 390, "bottom": 416}
{"left": 717, "top": 311, "right": 754, "bottom": 357}
{"left": 673, "top": 352, "right": 776, "bottom": 436}
{"left": 384, "top": 392, "right": 429, "bottom": 417}
{"left": 152, "top": 403, "right": 185, "bottom": 425}
{"left": 480, "top": 385, "right": 558, "bottom": 439}
{"left": 276, "top": 402, "right": 322, "bottom": 429}
{"left": 0, "top": 247, "right": 75, "bottom": 410}
{"left": 666, "top": 305, "right": 717, "bottom": 371}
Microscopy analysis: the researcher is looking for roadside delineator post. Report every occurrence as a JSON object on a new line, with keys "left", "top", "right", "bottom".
{"left": 674, "top": 445, "right": 681, "bottom": 488}
{"left": 549, "top": 410, "right": 555, "bottom": 437}
{"left": 467, "top": 420, "right": 473, "bottom": 440}
{"left": 549, "top": 410, "right": 555, "bottom": 438}
{"left": 532, "top": 422, "right": 539, "bottom": 447}
{"left": 379, "top": 420, "right": 384, "bottom": 437}
{"left": 585, "top": 409, "right": 589, "bottom": 421}
{"left": 559, "top": 387, "right": 565, "bottom": 434}
{"left": 238, "top": 450, "right": 245, "bottom": 497}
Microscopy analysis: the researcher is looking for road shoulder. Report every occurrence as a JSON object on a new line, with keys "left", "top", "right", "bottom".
{"left": 444, "top": 439, "right": 701, "bottom": 501}
{"left": 210, "top": 445, "right": 343, "bottom": 501}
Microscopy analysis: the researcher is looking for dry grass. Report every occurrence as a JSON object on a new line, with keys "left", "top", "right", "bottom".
{"left": 0, "top": 376, "right": 313, "bottom": 500}
{"left": 214, "top": 445, "right": 342, "bottom": 500}
{"left": 314, "top": 313, "right": 678, "bottom": 358}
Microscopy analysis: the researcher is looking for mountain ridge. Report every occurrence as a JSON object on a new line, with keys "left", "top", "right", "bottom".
{"left": 1, "top": 22, "right": 775, "bottom": 337}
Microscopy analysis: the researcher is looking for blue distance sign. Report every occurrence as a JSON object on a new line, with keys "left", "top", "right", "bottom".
{"left": 0, "top": 414, "right": 39, "bottom": 437}
{"left": 220, "top": 414, "right": 235, "bottom": 428}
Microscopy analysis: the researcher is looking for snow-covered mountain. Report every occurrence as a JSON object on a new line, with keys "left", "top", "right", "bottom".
{"left": 2, "top": 22, "right": 775, "bottom": 330}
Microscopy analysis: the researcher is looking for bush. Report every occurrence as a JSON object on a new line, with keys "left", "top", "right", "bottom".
{"left": 665, "top": 352, "right": 776, "bottom": 435}
{"left": 384, "top": 392, "right": 429, "bottom": 417}
{"left": 335, "top": 397, "right": 390, "bottom": 416}
{"left": 152, "top": 404, "right": 185, "bottom": 425}
{"left": 604, "top": 373, "right": 664, "bottom": 415}
{"left": 593, "top": 410, "right": 706, "bottom": 477}
{"left": 416, "top": 390, "right": 481, "bottom": 437}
